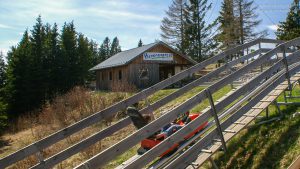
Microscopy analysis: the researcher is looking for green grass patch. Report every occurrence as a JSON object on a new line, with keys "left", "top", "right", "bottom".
{"left": 208, "top": 86, "right": 300, "bottom": 169}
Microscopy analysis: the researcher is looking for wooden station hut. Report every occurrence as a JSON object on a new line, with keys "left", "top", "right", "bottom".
{"left": 90, "top": 41, "right": 196, "bottom": 90}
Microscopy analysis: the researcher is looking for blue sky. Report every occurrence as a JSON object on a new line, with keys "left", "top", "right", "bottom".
{"left": 0, "top": 0, "right": 294, "bottom": 56}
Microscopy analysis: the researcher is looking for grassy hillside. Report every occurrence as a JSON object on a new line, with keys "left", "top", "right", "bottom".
{"left": 1, "top": 85, "right": 299, "bottom": 169}
{"left": 205, "top": 86, "right": 300, "bottom": 169}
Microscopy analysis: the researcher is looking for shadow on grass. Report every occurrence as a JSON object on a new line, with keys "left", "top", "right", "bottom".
{"left": 213, "top": 105, "right": 300, "bottom": 169}
{"left": 0, "top": 137, "right": 11, "bottom": 154}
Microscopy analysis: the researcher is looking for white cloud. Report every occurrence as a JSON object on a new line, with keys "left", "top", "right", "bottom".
{"left": 267, "top": 25, "right": 278, "bottom": 31}
{"left": 0, "top": 24, "right": 13, "bottom": 29}
{"left": 0, "top": 0, "right": 167, "bottom": 50}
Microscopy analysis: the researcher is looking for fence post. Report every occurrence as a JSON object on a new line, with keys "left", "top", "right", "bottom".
{"left": 265, "top": 107, "right": 269, "bottom": 118}
{"left": 246, "top": 48, "right": 249, "bottom": 64}
{"left": 259, "top": 42, "right": 264, "bottom": 72}
{"left": 205, "top": 89, "right": 227, "bottom": 152}
{"left": 209, "top": 157, "right": 219, "bottom": 169}
{"left": 273, "top": 100, "right": 283, "bottom": 117}
{"left": 282, "top": 47, "right": 292, "bottom": 91}
{"left": 36, "top": 151, "right": 44, "bottom": 164}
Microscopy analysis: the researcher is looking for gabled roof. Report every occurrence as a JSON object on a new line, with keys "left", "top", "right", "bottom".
{"left": 90, "top": 41, "right": 197, "bottom": 71}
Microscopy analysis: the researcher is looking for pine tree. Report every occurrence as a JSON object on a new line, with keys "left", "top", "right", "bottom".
{"left": 89, "top": 40, "right": 100, "bottom": 66}
{"left": 138, "top": 39, "right": 143, "bottom": 47}
{"left": 234, "top": 0, "right": 267, "bottom": 44}
{"left": 217, "top": 0, "right": 239, "bottom": 49}
{"left": 5, "top": 31, "right": 33, "bottom": 117}
{"left": 99, "top": 37, "right": 111, "bottom": 60}
{"left": 110, "top": 37, "right": 121, "bottom": 56}
{"left": 276, "top": 0, "right": 300, "bottom": 40}
{"left": 61, "top": 22, "right": 79, "bottom": 89}
{"left": 46, "top": 23, "right": 61, "bottom": 97}
{"left": 77, "top": 33, "right": 92, "bottom": 84}
{"left": 186, "top": 0, "right": 218, "bottom": 62}
{"left": 0, "top": 52, "right": 5, "bottom": 88}
{"left": 0, "top": 52, "right": 7, "bottom": 130}
{"left": 161, "top": 0, "right": 189, "bottom": 54}
{"left": 30, "top": 15, "right": 48, "bottom": 108}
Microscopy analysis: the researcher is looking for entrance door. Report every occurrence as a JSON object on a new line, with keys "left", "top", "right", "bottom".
{"left": 159, "top": 64, "right": 175, "bottom": 81}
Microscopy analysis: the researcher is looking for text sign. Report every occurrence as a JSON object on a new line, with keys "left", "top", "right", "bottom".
{"left": 143, "top": 52, "right": 173, "bottom": 61}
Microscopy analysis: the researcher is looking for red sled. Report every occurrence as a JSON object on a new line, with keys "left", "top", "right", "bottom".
{"left": 126, "top": 107, "right": 208, "bottom": 157}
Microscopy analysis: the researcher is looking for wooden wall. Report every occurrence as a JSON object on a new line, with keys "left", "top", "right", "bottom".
{"left": 96, "top": 65, "right": 130, "bottom": 90}
{"left": 96, "top": 44, "right": 193, "bottom": 90}
{"left": 128, "top": 63, "right": 159, "bottom": 88}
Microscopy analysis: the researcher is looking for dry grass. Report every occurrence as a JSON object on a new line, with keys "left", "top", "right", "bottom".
{"left": 0, "top": 86, "right": 134, "bottom": 169}
{"left": 110, "top": 80, "right": 137, "bottom": 92}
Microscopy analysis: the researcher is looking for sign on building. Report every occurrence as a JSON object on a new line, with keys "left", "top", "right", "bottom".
{"left": 143, "top": 52, "right": 173, "bottom": 61}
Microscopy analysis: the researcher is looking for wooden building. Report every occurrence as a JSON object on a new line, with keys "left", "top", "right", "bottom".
{"left": 90, "top": 41, "right": 196, "bottom": 90}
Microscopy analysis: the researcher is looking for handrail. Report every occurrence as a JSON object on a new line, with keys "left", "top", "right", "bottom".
{"left": 30, "top": 49, "right": 269, "bottom": 168}
{"left": 75, "top": 38, "right": 300, "bottom": 169}
{"left": 129, "top": 50, "right": 300, "bottom": 169}
{"left": 0, "top": 38, "right": 281, "bottom": 168}
{"left": 165, "top": 61, "right": 300, "bottom": 169}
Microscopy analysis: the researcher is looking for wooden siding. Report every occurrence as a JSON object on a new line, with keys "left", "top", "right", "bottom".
{"left": 128, "top": 63, "right": 159, "bottom": 88}
{"left": 96, "top": 44, "right": 194, "bottom": 90}
{"left": 96, "top": 65, "right": 130, "bottom": 90}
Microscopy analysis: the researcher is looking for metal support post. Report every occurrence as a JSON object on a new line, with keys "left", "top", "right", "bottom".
{"left": 259, "top": 42, "right": 263, "bottom": 72}
{"left": 229, "top": 68, "right": 234, "bottom": 89}
{"left": 36, "top": 151, "right": 44, "bottom": 163}
{"left": 282, "top": 48, "right": 292, "bottom": 91}
{"left": 283, "top": 91, "right": 288, "bottom": 103}
{"left": 246, "top": 48, "right": 249, "bottom": 64}
{"left": 209, "top": 157, "right": 219, "bottom": 169}
{"left": 273, "top": 100, "right": 283, "bottom": 117}
{"left": 265, "top": 107, "right": 269, "bottom": 118}
{"left": 205, "top": 89, "right": 227, "bottom": 152}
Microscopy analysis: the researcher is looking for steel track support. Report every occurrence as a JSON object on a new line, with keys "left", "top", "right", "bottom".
{"left": 273, "top": 100, "right": 283, "bottom": 117}
{"left": 283, "top": 91, "right": 288, "bottom": 103}
{"left": 209, "top": 157, "right": 219, "bottom": 169}
{"left": 282, "top": 48, "right": 292, "bottom": 91}
{"left": 259, "top": 42, "right": 263, "bottom": 72}
{"left": 205, "top": 89, "right": 227, "bottom": 152}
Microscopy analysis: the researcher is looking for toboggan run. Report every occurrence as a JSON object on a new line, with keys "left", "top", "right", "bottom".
{"left": 1, "top": 38, "right": 300, "bottom": 169}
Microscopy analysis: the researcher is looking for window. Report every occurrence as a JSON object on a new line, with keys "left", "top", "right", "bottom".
{"left": 118, "top": 70, "right": 122, "bottom": 80}
{"left": 101, "top": 72, "right": 104, "bottom": 80}
{"left": 109, "top": 71, "right": 112, "bottom": 80}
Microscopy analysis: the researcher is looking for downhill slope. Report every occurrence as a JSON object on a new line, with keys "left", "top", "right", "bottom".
{"left": 208, "top": 87, "right": 300, "bottom": 169}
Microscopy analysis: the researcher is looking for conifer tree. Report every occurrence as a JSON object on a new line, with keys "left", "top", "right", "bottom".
{"left": 0, "top": 52, "right": 5, "bottom": 88}
{"left": 110, "top": 37, "right": 121, "bottom": 56}
{"left": 89, "top": 40, "right": 100, "bottom": 66}
{"left": 138, "top": 39, "right": 143, "bottom": 47}
{"left": 47, "top": 23, "right": 61, "bottom": 97}
{"left": 61, "top": 22, "right": 78, "bottom": 89}
{"left": 5, "top": 31, "right": 33, "bottom": 116}
{"left": 161, "top": 0, "right": 190, "bottom": 54}
{"left": 77, "top": 33, "right": 92, "bottom": 84}
{"left": 3, "top": 16, "right": 116, "bottom": 118}
{"left": 276, "top": 0, "right": 300, "bottom": 40}
{"left": 217, "top": 0, "right": 238, "bottom": 49}
{"left": 186, "top": 0, "right": 218, "bottom": 61}
{"left": 234, "top": 0, "right": 266, "bottom": 44}
{"left": 99, "top": 37, "right": 111, "bottom": 60}
{"left": 0, "top": 52, "right": 7, "bottom": 130}
{"left": 30, "top": 15, "right": 47, "bottom": 107}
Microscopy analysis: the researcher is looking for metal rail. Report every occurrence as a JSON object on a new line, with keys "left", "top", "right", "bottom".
{"left": 31, "top": 49, "right": 268, "bottom": 169}
{"left": 75, "top": 39, "right": 300, "bottom": 169}
{"left": 0, "top": 39, "right": 284, "bottom": 168}
{"left": 118, "top": 48, "right": 300, "bottom": 169}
